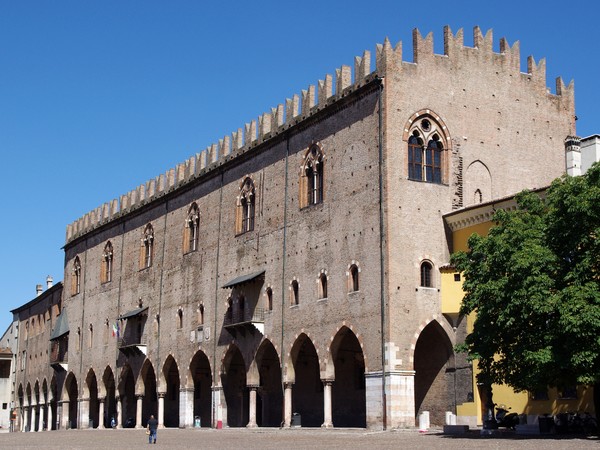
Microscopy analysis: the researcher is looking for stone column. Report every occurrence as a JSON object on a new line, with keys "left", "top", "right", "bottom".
{"left": 247, "top": 385, "right": 258, "bottom": 428}
{"left": 179, "top": 387, "right": 194, "bottom": 428}
{"left": 23, "top": 406, "right": 30, "bottom": 432}
{"left": 79, "top": 397, "right": 90, "bottom": 429}
{"left": 98, "top": 398, "right": 105, "bottom": 429}
{"left": 32, "top": 403, "right": 38, "bottom": 432}
{"left": 157, "top": 392, "right": 165, "bottom": 429}
{"left": 283, "top": 382, "right": 293, "bottom": 427}
{"left": 135, "top": 395, "right": 144, "bottom": 428}
{"left": 48, "top": 402, "right": 54, "bottom": 431}
{"left": 60, "top": 401, "right": 69, "bottom": 430}
{"left": 212, "top": 386, "right": 223, "bottom": 429}
{"left": 321, "top": 379, "right": 333, "bottom": 428}
{"left": 116, "top": 396, "right": 123, "bottom": 429}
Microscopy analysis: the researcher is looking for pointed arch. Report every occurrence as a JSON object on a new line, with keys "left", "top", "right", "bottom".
{"left": 118, "top": 364, "right": 136, "bottom": 428}
{"left": 412, "top": 318, "right": 455, "bottom": 426}
{"left": 85, "top": 368, "right": 100, "bottom": 428}
{"left": 287, "top": 333, "right": 323, "bottom": 427}
{"left": 220, "top": 344, "right": 248, "bottom": 427}
{"left": 327, "top": 326, "right": 366, "bottom": 427}
{"left": 188, "top": 350, "right": 212, "bottom": 428}
{"left": 138, "top": 358, "right": 157, "bottom": 427}
{"left": 63, "top": 372, "right": 79, "bottom": 429}
{"left": 253, "top": 338, "right": 283, "bottom": 427}
{"left": 102, "top": 366, "right": 116, "bottom": 428}
{"left": 162, "top": 355, "right": 180, "bottom": 427}
{"left": 465, "top": 160, "right": 492, "bottom": 206}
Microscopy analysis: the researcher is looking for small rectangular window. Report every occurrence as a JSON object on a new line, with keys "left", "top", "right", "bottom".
{"left": 454, "top": 273, "right": 461, "bottom": 282}
{"left": 2, "top": 403, "right": 7, "bottom": 410}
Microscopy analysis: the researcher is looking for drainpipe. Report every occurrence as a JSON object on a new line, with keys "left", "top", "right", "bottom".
{"left": 280, "top": 136, "right": 290, "bottom": 426}
{"left": 377, "top": 77, "right": 387, "bottom": 430}
{"left": 212, "top": 169, "right": 224, "bottom": 429}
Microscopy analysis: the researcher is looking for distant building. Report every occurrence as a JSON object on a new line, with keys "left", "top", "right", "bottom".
{"left": 0, "top": 321, "right": 18, "bottom": 430}
{"left": 11, "top": 279, "right": 62, "bottom": 432}
{"left": 11, "top": 25, "right": 582, "bottom": 430}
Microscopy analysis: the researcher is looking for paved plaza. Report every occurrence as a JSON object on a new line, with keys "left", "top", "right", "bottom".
{"left": 0, "top": 427, "right": 598, "bottom": 450}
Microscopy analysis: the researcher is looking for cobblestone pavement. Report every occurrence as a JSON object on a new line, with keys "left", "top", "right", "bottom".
{"left": 0, "top": 427, "right": 598, "bottom": 450}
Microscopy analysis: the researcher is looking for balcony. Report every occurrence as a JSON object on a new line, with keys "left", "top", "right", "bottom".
{"left": 224, "top": 307, "right": 265, "bottom": 336}
{"left": 117, "top": 336, "right": 148, "bottom": 356}
{"left": 49, "top": 343, "right": 68, "bottom": 371}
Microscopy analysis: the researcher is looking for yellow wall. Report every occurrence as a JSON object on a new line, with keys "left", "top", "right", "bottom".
{"left": 452, "top": 222, "right": 493, "bottom": 253}
{"left": 449, "top": 215, "right": 596, "bottom": 422}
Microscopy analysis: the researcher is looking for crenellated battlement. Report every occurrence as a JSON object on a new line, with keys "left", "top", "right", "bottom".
{"left": 65, "top": 25, "right": 575, "bottom": 244}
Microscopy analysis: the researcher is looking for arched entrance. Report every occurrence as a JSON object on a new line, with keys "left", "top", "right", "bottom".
{"left": 33, "top": 381, "right": 40, "bottom": 431}
{"left": 50, "top": 376, "right": 58, "bottom": 430}
{"left": 330, "top": 327, "right": 366, "bottom": 427}
{"left": 162, "top": 356, "right": 180, "bottom": 427}
{"left": 221, "top": 345, "right": 248, "bottom": 427}
{"left": 290, "top": 335, "right": 323, "bottom": 427}
{"left": 119, "top": 365, "right": 136, "bottom": 427}
{"left": 85, "top": 369, "right": 99, "bottom": 428}
{"left": 414, "top": 320, "right": 454, "bottom": 426}
{"left": 255, "top": 339, "right": 283, "bottom": 427}
{"left": 140, "top": 360, "right": 158, "bottom": 426}
{"left": 64, "top": 373, "right": 78, "bottom": 429}
{"left": 102, "top": 367, "right": 116, "bottom": 428}
{"left": 189, "top": 351, "right": 212, "bottom": 428}
{"left": 41, "top": 380, "right": 49, "bottom": 430}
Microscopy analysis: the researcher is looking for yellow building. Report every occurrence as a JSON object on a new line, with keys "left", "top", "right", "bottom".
{"left": 443, "top": 190, "right": 595, "bottom": 426}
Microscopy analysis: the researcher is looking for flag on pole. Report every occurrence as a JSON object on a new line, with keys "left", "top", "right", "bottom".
{"left": 112, "top": 322, "right": 119, "bottom": 338}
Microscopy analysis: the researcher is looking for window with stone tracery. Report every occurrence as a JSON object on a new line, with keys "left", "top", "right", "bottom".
{"left": 140, "top": 224, "right": 154, "bottom": 269}
{"left": 407, "top": 116, "right": 447, "bottom": 184}
{"left": 184, "top": 203, "right": 200, "bottom": 253}
{"left": 235, "top": 177, "right": 256, "bottom": 235}
{"left": 300, "top": 143, "right": 324, "bottom": 208}
{"left": 101, "top": 241, "right": 113, "bottom": 283}
{"left": 71, "top": 256, "right": 81, "bottom": 296}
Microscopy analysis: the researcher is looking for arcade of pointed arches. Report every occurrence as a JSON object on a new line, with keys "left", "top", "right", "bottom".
{"left": 16, "top": 320, "right": 455, "bottom": 430}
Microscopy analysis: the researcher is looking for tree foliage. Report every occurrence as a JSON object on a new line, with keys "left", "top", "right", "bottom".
{"left": 451, "top": 162, "right": 600, "bottom": 392}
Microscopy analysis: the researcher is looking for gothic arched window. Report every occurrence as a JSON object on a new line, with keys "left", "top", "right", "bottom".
{"left": 300, "top": 144, "right": 324, "bottom": 208}
{"left": 71, "top": 256, "right": 81, "bottom": 296}
{"left": 140, "top": 224, "right": 154, "bottom": 269}
{"left": 101, "top": 241, "right": 113, "bottom": 283}
{"left": 406, "top": 116, "right": 447, "bottom": 184}
{"left": 184, "top": 203, "right": 200, "bottom": 253}
{"left": 236, "top": 177, "right": 255, "bottom": 235}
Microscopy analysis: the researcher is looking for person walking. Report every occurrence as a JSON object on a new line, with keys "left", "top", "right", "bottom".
{"left": 147, "top": 414, "right": 158, "bottom": 444}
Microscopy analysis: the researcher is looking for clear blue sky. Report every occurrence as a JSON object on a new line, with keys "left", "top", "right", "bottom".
{"left": 1, "top": 0, "right": 598, "bottom": 333}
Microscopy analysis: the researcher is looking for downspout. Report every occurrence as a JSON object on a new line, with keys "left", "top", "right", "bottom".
{"left": 280, "top": 136, "right": 290, "bottom": 426}
{"left": 156, "top": 200, "right": 169, "bottom": 381}
{"left": 211, "top": 169, "right": 224, "bottom": 428}
{"left": 377, "top": 77, "right": 387, "bottom": 430}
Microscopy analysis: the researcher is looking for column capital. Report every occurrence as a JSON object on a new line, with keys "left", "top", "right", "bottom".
{"left": 247, "top": 384, "right": 259, "bottom": 390}
{"left": 158, "top": 392, "right": 166, "bottom": 399}
{"left": 321, "top": 379, "right": 334, "bottom": 386}
{"left": 179, "top": 386, "right": 194, "bottom": 393}
{"left": 136, "top": 394, "right": 144, "bottom": 400}
{"left": 283, "top": 381, "right": 294, "bottom": 389}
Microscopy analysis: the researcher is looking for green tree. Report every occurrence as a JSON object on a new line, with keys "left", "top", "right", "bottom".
{"left": 451, "top": 162, "right": 600, "bottom": 415}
